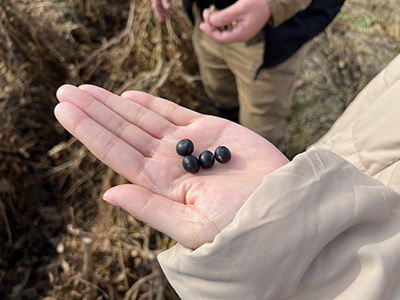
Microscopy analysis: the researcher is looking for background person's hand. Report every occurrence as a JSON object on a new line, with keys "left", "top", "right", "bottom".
{"left": 200, "top": 0, "right": 271, "bottom": 44}
{"left": 151, "top": 0, "right": 171, "bottom": 22}
{"left": 55, "top": 84, "right": 288, "bottom": 249}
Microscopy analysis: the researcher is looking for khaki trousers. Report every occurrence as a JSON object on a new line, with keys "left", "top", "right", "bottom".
{"left": 192, "top": 8, "right": 310, "bottom": 151}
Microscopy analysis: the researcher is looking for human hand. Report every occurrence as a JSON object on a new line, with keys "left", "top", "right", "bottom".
{"left": 151, "top": 0, "right": 171, "bottom": 22}
{"left": 200, "top": 0, "right": 271, "bottom": 44}
{"left": 55, "top": 84, "right": 288, "bottom": 249}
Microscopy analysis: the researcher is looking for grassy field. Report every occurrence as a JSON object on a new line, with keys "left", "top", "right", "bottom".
{"left": 0, "top": 0, "right": 399, "bottom": 299}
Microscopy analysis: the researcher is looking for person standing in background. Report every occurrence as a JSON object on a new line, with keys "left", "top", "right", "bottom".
{"left": 152, "top": 0, "right": 344, "bottom": 153}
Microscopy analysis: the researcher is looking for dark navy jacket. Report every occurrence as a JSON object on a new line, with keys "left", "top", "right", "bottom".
{"left": 183, "top": 0, "right": 345, "bottom": 68}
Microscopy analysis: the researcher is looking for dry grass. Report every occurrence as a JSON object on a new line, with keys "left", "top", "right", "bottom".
{"left": 287, "top": 0, "right": 400, "bottom": 157}
{"left": 0, "top": 0, "right": 194, "bottom": 298}
{"left": 0, "top": 0, "right": 399, "bottom": 299}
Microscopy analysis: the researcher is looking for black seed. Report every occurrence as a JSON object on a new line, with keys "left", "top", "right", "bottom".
{"left": 176, "top": 139, "right": 194, "bottom": 156}
{"left": 182, "top": 155, "right": 200, "bottom": 173}
{"left": 215, "top": 146, "right": 231, "bottom": 163}
{"left": 199, "top": 150, "right": 215, "bottom": 169}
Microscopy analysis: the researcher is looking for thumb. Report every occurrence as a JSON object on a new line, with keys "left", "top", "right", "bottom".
{"left": 103, "top": 184, "right": 203, "bottom": 249}
{"left": 103, "top": 184, "right": 182, "bottom": 231}
{"left": 209, "top": 4, "right": 239, "bottom": 27}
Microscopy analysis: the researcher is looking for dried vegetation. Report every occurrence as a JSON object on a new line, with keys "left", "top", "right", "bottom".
{"left": 288, "top": 0, "right": 400, "bottom": 156}
{"left": 0, "top": 0, "right": 399, "bottom": 299}
{"left": 0, "top": 0, "right": 197, "bottom": 298}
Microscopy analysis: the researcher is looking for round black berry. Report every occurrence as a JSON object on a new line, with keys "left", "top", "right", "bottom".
{"left": 199, "top": 150, "right": 215, "bottom": 169}
{"left": 176, "top": 139, "right": 194, "bottom": 156}
{"left": 214, "top": 146, "right": 231, "bottom": 163}
{"left": 182, "top": 155, "right": 200, "bottom": 173}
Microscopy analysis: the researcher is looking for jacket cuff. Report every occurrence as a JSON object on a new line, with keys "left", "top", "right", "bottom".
{"left": 268, "top": 0, "right": 312, "bottom": 27}
{"left": 157, "top": 147, "right": 400, "bottom": 300}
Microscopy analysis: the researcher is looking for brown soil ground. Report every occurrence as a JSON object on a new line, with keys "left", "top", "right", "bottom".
{"left": 0, "top": 0, "right": 399, "bottom": 299}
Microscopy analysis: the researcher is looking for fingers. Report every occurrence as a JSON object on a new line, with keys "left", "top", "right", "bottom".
{"left": 120, "top": 90, "right": 201, "bottom": 126}
{"left": 151, "top": 0, "right": 170, "bottom": 22}
{"left": 161, "top": 0, "right": 171, "bottom": 10}
{"left": 54, "top": 102, "right": 148, "bottom": 184}
{"left": 56, "top": 85, "right": 163, "bottom": 157}
{"left": 202, "top": 7, "right": 211, "bottom": 25}
{"left": 207, "top": 4, "right": 238, "bottom": 28}
{"left": 103, "top": 184, "right": 213, "bottom": 249}
{"left": 200, "top": 22, "right": 245, "bottom": 44}
{"left": 55, "top": 84, "right": 202, "bottom": 189}
{"left": 200, "top": 4, "right": 246, "bottom": 44}
{"left": 78, "top": 85, "right": 172, "bottom": 139}
{"left": 200, "top": 0, "right": 271, "bottom": 44}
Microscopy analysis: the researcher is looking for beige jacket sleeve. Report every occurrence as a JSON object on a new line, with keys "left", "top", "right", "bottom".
{"left": 268, "top": 0, "right": 312, "bottom": 27}
{"left": 158, "top": 147, "right": 400, "bottom": 299}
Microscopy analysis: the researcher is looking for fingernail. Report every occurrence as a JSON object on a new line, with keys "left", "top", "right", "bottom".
{"left": 199, "top": 22, "right": 206, "bottom": 31}
{"left": 210, "top": 14, "right": 221, "bottom": 27}
{"left": 103, "top": 191, "right": 120, "bottom": 207}
{"left": 56, "top": 85, "right": 66, "bottom": 98}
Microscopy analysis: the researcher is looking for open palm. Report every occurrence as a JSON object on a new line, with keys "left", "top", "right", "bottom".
{"left": 55, "top": 84, "right": 288, "bottom": 249}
